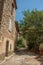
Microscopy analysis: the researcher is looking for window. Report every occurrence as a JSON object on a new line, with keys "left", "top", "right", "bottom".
{"left": 11, "top": 3, "right": 14, "bottom": 15}
{"left": 9, "top": 19, "right": 12, "bottom": 32}
{"left": 10, "top": 44, "right": 11, "bottom": 50}
{"left": 0, "top": 22, "right": 1, "bottom": 29}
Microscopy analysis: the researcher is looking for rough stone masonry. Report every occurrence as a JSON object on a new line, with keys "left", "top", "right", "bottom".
{"left": 0, "top": 0, "right": 17, "bottom": 61}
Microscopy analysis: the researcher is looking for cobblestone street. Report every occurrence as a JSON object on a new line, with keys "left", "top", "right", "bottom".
{"left": 1, "top": 49, "right": 43, "bottom": 65}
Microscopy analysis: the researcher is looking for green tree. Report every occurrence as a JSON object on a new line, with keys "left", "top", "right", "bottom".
{"left": 19, "top": 9, "right": 43, "bottom": 52}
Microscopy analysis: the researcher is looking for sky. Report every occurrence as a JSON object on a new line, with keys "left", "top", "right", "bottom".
{"left": 16, "top": 0, "right": 43, "bottom": 22}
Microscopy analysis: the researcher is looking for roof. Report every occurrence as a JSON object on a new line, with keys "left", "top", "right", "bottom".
{"left": 14, "top": 0, "right": 17, "bottom": 9}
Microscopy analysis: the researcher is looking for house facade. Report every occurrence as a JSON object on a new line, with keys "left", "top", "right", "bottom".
{"left": 0, "top": 0, "right": 17, "bottom": 59}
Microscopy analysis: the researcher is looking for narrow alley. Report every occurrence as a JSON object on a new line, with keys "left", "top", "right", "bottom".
{"left": 1, "top": 49, "right": 43, "bottom": 65}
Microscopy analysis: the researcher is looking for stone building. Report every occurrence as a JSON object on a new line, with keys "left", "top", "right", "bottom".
{"left": 0, "top": 0, "right": 17, "bottom": 59}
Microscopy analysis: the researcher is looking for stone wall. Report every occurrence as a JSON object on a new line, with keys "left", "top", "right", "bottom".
{"left": 0, "top": 0, "right": 5, "bottom": 39}
{"left": 0, "top": 0, "right": 17, "bottom": 57}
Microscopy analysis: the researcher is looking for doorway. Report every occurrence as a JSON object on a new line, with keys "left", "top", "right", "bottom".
{"left": 5, "top": 40, "right": 9, "bottom": 57}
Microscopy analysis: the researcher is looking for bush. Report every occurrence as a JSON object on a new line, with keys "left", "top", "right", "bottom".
{"left": 27, "top": 42, "right": 34, "bottom": 50}
{"left": 28, "top": 41, "right": 39, "bottom": 52}
{"left": 16, "top": 36, "right": 25, "bottom": 48}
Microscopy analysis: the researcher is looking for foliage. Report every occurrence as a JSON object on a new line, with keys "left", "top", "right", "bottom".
{"left": 16, "top": 36, "right": 25, "bottom": 48}
{"left": 19, "top": 9, "right": 43, "bottom": 51}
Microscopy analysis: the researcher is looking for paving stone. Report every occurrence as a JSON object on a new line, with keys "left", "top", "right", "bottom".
{"left": 1, "top": 51, "right": 42, "bottom": 65}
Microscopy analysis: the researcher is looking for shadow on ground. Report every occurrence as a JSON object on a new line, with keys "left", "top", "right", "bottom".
{"left": 35, "top": 55, "right": 43, "bottom": 65}
{"left": 15, "top": 48, "right": 37, "bottom": 56}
